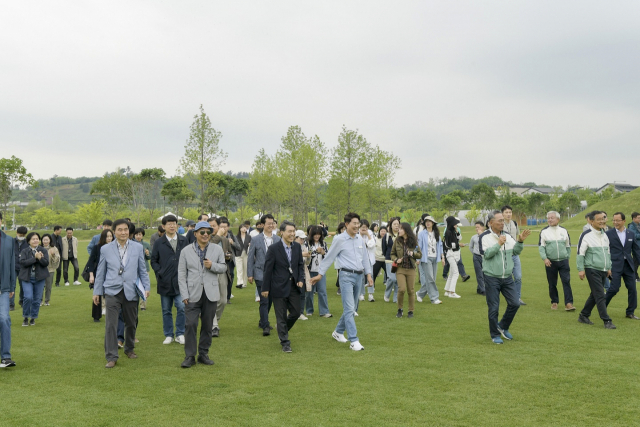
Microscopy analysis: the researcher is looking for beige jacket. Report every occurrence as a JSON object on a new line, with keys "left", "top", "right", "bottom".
{"left": 46, "top": 246, "right": 60, "bottom": 272}
{"left": 61, "top": 236, "right": 78, "bottom": 260}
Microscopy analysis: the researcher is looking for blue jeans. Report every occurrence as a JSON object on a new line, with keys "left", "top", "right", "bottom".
{"left": 22, "top": 279, "right": 45, "bottom": 319}
{"left": 384, "top": 263, "right": 398, "bottom": 302}
{"left": 484, "top": 275, "right": 520, "bottom": 338}
{"left": 161, "top": 294, "right": 185, "bottom": 338}
{"left": 512, "top": 255, "right": 522, "bottom": 299}
{"left": 417, "top": 258, "right": 440, "bottom": 301}
{"left": 0, "top": 292, "right": 11, "bottom": 359}
{"left": 306, "top": 272, "right": 329, "bottom": 315}
{"left": 335, "top": 270, "right": 361, "bottom": 343}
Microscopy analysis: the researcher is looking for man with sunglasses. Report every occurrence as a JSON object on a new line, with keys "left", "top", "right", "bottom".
{"left": 178, "top": 221, "right": 227, "bottom": 368}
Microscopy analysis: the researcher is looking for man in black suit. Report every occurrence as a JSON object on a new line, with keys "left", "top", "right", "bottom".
{"left": 261, "top": 220, "right": 305, "bottom": 353}
{"left": 605, "top": 212, "right": 640, "bottom": 319}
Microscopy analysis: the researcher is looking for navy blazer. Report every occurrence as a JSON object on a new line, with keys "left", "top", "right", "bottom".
{"left": 150, "top": 234, "right": 189, "bottom": 296}
{"left": 0, "top": 231, "right": 16, "bottom": 293}
{"left": 262, "top": 240, "right": 305, "bottom": 299}
{"left": 606, "top": 228, "right": 640, "bottom": 274}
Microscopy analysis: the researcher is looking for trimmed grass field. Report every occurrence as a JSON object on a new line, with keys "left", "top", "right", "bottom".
{"left": 1, "top": 233, "right": 639, "bottom": 427}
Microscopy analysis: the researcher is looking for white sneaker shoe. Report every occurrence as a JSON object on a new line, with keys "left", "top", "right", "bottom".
{"left": 299, "top": 314, "right": 308, "bottom": 320}
{"left": 230, "top": 294, "right": 234, "bottom": 299}
{"left": 320, "top": 313, "right": 332, "bottom": 318}
{"left": 175, "top": 335, "right": 185, "bottom": 345}
{"left": 368, "top": 294, "right": 375, "bottom": 302}
{"left": 73, "top": 281, "right": 81, "bottom": 285}
{"left": 163, "top": 337, "right": 173, "bottom": 345}
{"left": 359, "top": 295, "right": 365, "bottom": 301}
{"left": 102, "top": 308, "right": 106, "bottom": 315}
{"left": 350, "top": 341, "right": 364, "bottom": 351}
{"left": 65, "top": 282, "right": 70, "bottom": 286}
{"left": 255, "top": 296, "right": 260, "bottom": 302}
{"left": 432, "top": 299, "right": 443, "bottom": 304}
{"left": 332, "top": 331, "right": 348, "bottom": 343}
{"left": 449, "top": 293, "right": 461, "bottom": 298}
{"left": 384, "top": 296, "right": 390, "bottom": 302}
{"left": 354, "top": 312, "right": 359, "bottom": 317}
{"left": 416, "top": 295, "right": 423, "bottom": 302}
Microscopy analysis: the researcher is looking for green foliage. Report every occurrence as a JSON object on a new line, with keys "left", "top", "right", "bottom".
{"left": 75, "top": 200, "right": 106, "bottom": 228}
{"left": 247, "top": 148, "right": 282, "bottom": 216}
{"left": 465, "top": 205, "right": 482, "bottom": 224}
{"left": 90, "top": 168, "right": 133, "bottom": 217}
{"left": 0, "top": 155, "right": 37, "bottom": 214}
{"left": 161, "top": 176, "right": 196, "bottom": 219}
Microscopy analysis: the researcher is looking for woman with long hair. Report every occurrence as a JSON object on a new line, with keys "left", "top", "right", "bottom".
{"left": 335, "top": 222, "right": 346, "bottom": 296}
{"left": 19, "top": 232, "right": 49, "bottom": 326}
{"left": 391, "top": 223, "right": 421, "bottom": 318}
{"left": 88, "top": 229, "right": 115, "bottom": 322}
{"left": 304, "top": 225, "right": 331, "bottom": 317}
{"left": 383, "top": 217, "right": 400, "bottom": 303}
{"left": 443, "top": 216, "right": 462, "bottom": 298}
{"left": 415, "top": 213, "right": 429, "bottom": 236}
{"left": 40, "top": 234, "right": 60, "bottom": 307}
{"left": 235, "top": 223, "right": 251, "bottom": 289}
{"left": 373, "top": 226, "right": 388, "bottom": 286}
{"left": 416, "top": 216, "right": 443, "bottom": 304}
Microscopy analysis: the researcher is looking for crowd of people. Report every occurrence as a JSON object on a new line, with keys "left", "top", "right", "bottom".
{"left": 0, "top": 206, "right": 639, "bottom": 369}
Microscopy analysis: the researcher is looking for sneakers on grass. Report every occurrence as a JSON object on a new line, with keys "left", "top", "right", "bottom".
{"left": 492, "top": 337, "right": 504, "bottom": 344}
{"left": 416, "top": 295, "right": 423, "bottom": 302}
{"left": 332, "top": 331, "right": 348, "bottom": 343}
{"left": 175, "top": 335, "right": 185, "bottom": 345}
{"left": 163, "top": 337, "right": 173, "bottom": 345}
{"left": 350, "top": 341, "right": 364, "bottom": 351}
{"left": 299, "top": 314, "right": 308, "bottom": 320}
{"left": 497, "top": 327, "right": 513, "bottom": 340}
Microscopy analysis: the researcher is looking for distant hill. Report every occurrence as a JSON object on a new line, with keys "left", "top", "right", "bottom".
{"left": 561, "top": 188, "right": 640, "bottom": 229}
{"left": 11, "top": 176, "right": 99, "bottom": 206}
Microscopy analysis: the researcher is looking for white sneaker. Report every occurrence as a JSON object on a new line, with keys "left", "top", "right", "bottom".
{"left": 432, "top": 299, "right": 443, "bottom": 304}
{"left": 368, "top": 294, "right": 375, "bottom": 302}
{"left": 175, "top": 335, "right": 185, "bottom": 345}
{"left": 320, "top": 313, "right": 332, "bottom": 318}
{"left": 102, "top": 308, "right": 106, "bottom": 315}
{"left": 416, "top": 295, "right": 423, "bottom": 302}
{"left": 299, "top": 314, "right": 308, "bottom": 320}
{"left": 384, "top": 296, "right": 390, "bottom": 302}
{"left": 255, "top": 296, "right": 260, "bottom": 302}
{"left": 230, "top": 294, "right": 234, "bottom": 299}
{"left": 449, "top": 293, "right": 461, "bottom": 298}
{"left": 163, "top": 337, "right": 173, "bottom": 345}
{"left": 350, "top": 341, "right": 365, "bottom": 351}
{"left": 65, "top": 282, "right": 70, "bottom": 286}
{"left": 332, "top": 331, "right": 348, "bottom": 343}
{"left": 354, "top": 312, "right": 359, "bottom": 317}
{"left": 359, "top": 295, "right": 365, "bottom": 301}
{"left": 306, "top": 313, "right": 312, "bottom": 316}
{"left": 73, "top": 281, "right": 81, "bottom": 285}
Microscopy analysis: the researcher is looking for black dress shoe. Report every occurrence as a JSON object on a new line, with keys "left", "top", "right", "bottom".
{"left": 462, "top": 275, "right": 471, "bottom": 282}
{"left": 396, "top": 309, "right": 403, "bottom": 318}
{"left": 263, "top": 327, "right": 271, "bottom": 336}
{"left": 181, "top": 356, "right": 196, "bottom": 368}
{"left": 407, "top": 311, "right": 414, "bottom": 318}
{"left": 282, "top": 345, "right": 292, "bottom": 353}
{"left": 604, "top": 321, "right": 617, "bottom": 329}
{"left": 626, "top": 314, "right": 640, "bottom": 320}
{"left": 578, "top": 314, "right": 594, "bottom": 325}
{"left": 197, "top": 354, "right": 215, "bottom": 365}
{"left": 212, "top": 327, "right": 220, "bottom": 338}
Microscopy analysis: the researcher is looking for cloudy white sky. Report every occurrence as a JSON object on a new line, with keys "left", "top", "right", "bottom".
{"left": 1, "top": 1, "right": 639, "bottom": 189}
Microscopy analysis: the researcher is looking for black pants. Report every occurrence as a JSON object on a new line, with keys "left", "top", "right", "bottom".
{"left": 227, "top": 262, "right": 234, "bottom": 302}
{"left": 580, "top": 269, "right": 611, "bottom": 322}
{"left": 184, "top": 289, "right": 218, "bottom": 358}
{"left": 255, "top": 280, "right": 272, "bottom": 329}
{"left": 273, "top": 284, "right": 301, "bottom": 347}
{"left": 484, "top": 275, "right": 519, "bottom": 338}
{"left": 443, "top": 256, "right": 467, "bottom": 277}
{"left": 63, "top": 258, "right": 79, "bottom": 282}
{"left": 55, "top": 263, "right": 62, "bottom": 285}
{"left": 546, "top": 259, "right": 573, "bottom": 304}
{"left": 373, "top": 260, "right": 387, "bottom": 285}
{"left": 472, "top": 254, "right": 485, "bottom": 293}
{"left": 605, "top": 263, "right": 637, "bottom": 316}
{"left": 104, "top": 290, "right": 139, "bottom": 362}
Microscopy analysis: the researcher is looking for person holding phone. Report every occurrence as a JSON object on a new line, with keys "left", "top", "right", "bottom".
{"left": 390, "top": 223, "right": 421, "bottom": 318}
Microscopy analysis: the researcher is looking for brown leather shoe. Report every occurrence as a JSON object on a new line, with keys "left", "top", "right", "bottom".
{"left": 551, "top": 303, "right": 558, "bottom": 310}
{"left": 125, "top": 351, "right": 138, "bottom": 359}
{"left": 565, "top": 303, "right": 576, "bottom": 311}
{"left": 105, "top": 360, "right": 117, "bottom": 368}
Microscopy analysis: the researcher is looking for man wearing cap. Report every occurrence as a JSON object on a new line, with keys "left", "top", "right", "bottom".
{"left": 178, "top": 221, "right": 226, "bottom": 367}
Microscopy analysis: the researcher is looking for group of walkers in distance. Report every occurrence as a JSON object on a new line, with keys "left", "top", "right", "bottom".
{"left": 0, "top": 205, "right": 639, "bottom": 369}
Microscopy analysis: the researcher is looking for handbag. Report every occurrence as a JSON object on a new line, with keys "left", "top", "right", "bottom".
{"left": 81, "top": 262, "right": 91, "bottom": 282}
{"left": 391, "top": 260, "right": 398, "bottom": 273}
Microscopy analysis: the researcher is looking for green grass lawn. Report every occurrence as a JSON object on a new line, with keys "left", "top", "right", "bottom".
{"left": 2, "top": 237, "right": 640, "bottom": 427}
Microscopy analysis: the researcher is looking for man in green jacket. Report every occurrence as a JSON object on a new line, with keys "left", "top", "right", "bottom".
{"left": 538, "top": 211, "right": 575, "bottom": 311}
{"left": 479, "top": 210, "right": 531, "bottom": 344}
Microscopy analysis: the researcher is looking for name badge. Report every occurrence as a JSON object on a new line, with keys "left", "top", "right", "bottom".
{"left": 289, "top": 267, "right": 293, "bottom": 275}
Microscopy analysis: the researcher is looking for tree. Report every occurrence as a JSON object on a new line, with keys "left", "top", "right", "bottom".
{"left": 558, "top": 192, "right": 581, "bottom": 219}
{"left": 247, "top": 149, "right": 282, "bottom": 216}
{"left": 30, "top": 207, "right": 56, "bottom": 229}
{"left": 469, "top": 183, "right": 497, "bottom": 210}
{"left": 0, "top": 156, "right": 37, "bottom": 215}
{"left": 178, "top": 105, "right": 227, "bottom": 209}
{"left": 91, "top": 168, "right": 133, "bottom": 218}
{"left": 161, "top": 176, "right": 196, "bottom": 219}
{"left": 440, "top": 194, "right": 461, "bottom": 215}
{"left": 76, "top": 200, "right": 106, "bottom": 229}
{"left": 465, "top": 205, "right": 482, "bottom": 225}
{"left": 405, "top": 188, "right": 437, "bottom": 213}
{"left": 361, "top": 146, "right": 400, "bottom": 224}
{"left": 130, "top": 168, "right": 165, "bottom": 224}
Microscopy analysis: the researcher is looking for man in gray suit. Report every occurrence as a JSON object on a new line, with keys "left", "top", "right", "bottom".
{"left": 93, "top": 219, "right": 151, "bottom": 369}
{"left": 178, "top": 221, "right": 227, "bottom": 368}
{"left": 247, "top": 214, "right": 281, "bottom": 336}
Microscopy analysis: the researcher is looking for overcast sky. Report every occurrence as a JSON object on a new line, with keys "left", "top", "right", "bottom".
{"left": 2, "top": 1, "right": 639, "bottom": 189}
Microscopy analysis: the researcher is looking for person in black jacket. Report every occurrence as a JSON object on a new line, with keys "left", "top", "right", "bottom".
{"left": 18, "top": 232, "right": 49, "bottom": 327}
{"left": 151, "top": 215, "right": 189, "bottom": 345}
{"left": 11, "top": 226, "right": 28, "bottom": 311}
{"left": 605, "top": 212, "right": 640, "bottom": 319}
{"left": 261, "top": 221, "right": 306, "bottom": 353}
{"left": 88, "top": 229, "right": 114, "bottom": 322}
{"left": 235, "top": 223, "right": 251, "bottom": 289}
{"left": 51, "top": 225, "right": 64, "bottom": 287}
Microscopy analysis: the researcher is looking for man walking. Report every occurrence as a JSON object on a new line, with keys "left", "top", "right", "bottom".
{"left": 151, "top": 215, "right": 188, "bottom": 345}
{"left": 93, "top": 219, "right": 151, "bottom": 368}
{"left": 11, "top": 226, "right": 27, "bottom": 310}
{"left": 178, "top": 221, "right": 226, "bottom": 368}
{"left": 605, "top": 212, "right": 640, "bottom": 319}
{"left": 502, "top": 205, "right": 525, "bottom": 305}
{"left": 261, "top": 221, "right": 305, "bottom": 353}
{"left": 247, "top": 214, "right": 281, "bottom": 336}
{"left": 577, "top": 211, "right": 616, "bottom": 329}
{"left": 149, "top": 225, "right": 164, "bottom": 250}
{"left": 468, "top": 221, "right": 486, "bottom": 295}
{"left": 51, "top": 225, "right": 64, "bottom": 287}
{"left": 311, "top": 212, "right": 373, "bottom": 351}
{"left": 61, "top": 227, "right": 81, "bottom": 286}
{"left": 538, "top": 211, "right": 575, "bottom": 311}
{"left": 479, "top": 211, "right": 531, "bottom": 344}
{"left": 208, "top": 217, "right": 232, "bottom": 337}
{"left": 0, "top": 213, "right": 17, "bottom": 368}
{"left": 87, "top": 220, "right": 112, "bottom": 255}
{"left": 628, "top": 212, "right": 640, "bottom": 281}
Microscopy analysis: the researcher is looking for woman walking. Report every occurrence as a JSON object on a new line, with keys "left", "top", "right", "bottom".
{"left": 19, "top": 232, "right": 49, "bottom": 326}
{"left": 443, "top": 216, "right": 462, "bottom": 298}
{"left": 305, "top": 226, "right": 331, "bottom": 317}
{"left": 88, "top": 229, "right": 114, "bottom": 322}
{"left": 40, "top": 234, "right": 60, "bottom": 307}
{"left": 235, "top": 224, "right": 251, "bottom": 289}
{"left": 383, "top": 217, "right": 400, "bottom": 303}
{"left": 390, "top": 223, "right": 421, "bottom": 318}
{"left": 373, "top": 226, "right": 388, "bottom": 286}
{"left": 416, "top": 216, "right": 444, "bottom": 304}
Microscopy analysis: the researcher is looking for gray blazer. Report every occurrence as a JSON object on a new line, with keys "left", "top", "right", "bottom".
{"left": 178, "top": 242, "right": 227, "bottom": 303}
{"left": 247, "top": 232, "right": 281, "bottom": 281}
{"left": 93, "top": 240, "right": 151, "bottom": 301}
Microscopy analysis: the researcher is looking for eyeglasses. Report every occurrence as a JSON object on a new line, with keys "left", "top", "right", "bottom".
{"left": 198, "top": 230, "right": 212, "bottom": 235}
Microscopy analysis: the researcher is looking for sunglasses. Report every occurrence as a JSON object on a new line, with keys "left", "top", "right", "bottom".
{"left": 198, "top": 230, "right": 212, "bottom": 235}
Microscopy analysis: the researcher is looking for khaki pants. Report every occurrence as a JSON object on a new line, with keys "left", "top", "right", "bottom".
{"left": 396, "top": 266, "right": 417, "bottom": 311}
{"left": 235, "top": 251, "right": 248, "bottom": 286}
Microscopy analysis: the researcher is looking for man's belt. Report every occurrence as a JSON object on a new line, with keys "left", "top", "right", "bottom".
{"left": 341, "top": 268, "right": 363, "bottom": 274}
